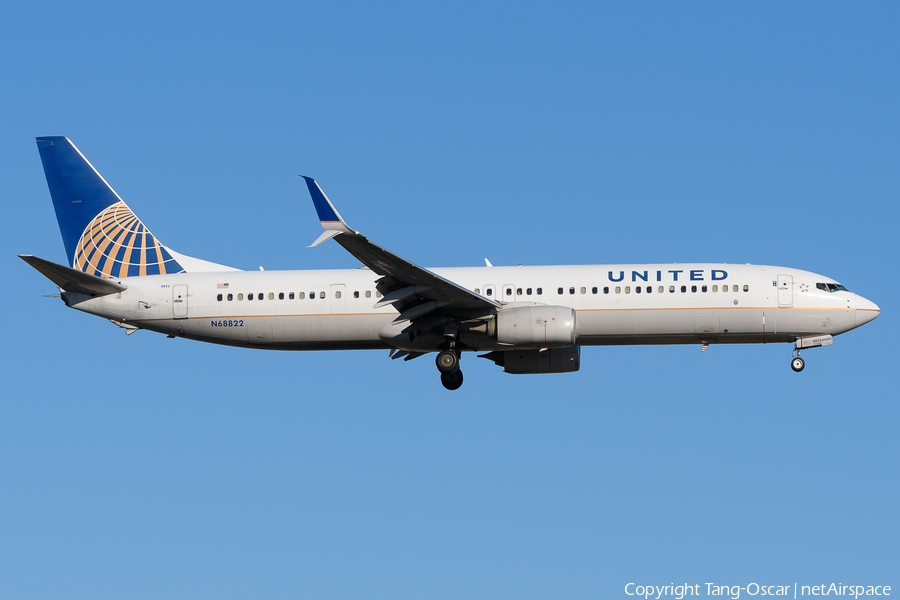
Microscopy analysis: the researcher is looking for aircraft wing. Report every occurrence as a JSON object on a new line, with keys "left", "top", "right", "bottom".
{"left": 302, "top": 177, "right": 501, "bottom": 323}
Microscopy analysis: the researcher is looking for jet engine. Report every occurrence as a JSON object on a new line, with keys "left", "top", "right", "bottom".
{"left": 495, "top": 305, "right": 576, "bottom": 347}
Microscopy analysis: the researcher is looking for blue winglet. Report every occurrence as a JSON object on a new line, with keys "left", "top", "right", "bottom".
{"left": 302, "top": 176, "right": 344, "bottom": 225}
{"left": 301, "top": 176, "right": 353, "bottom": 246}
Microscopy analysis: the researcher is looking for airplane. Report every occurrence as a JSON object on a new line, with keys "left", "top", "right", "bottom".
{"left": 21, "top": 136, "right": 880, "bottom": 390}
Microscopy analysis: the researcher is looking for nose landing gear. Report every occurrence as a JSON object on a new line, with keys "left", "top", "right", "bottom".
{"left": 436, "top": 348, "right": 463, "bottom": 390}
{"left": 791, "top": 347, "right": 805, "bottom": 372}
{"left": 789, "top": 335, "right": 834, "bottom": 372}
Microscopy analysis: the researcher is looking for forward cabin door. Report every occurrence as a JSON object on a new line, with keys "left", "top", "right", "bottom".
{"left": 777, "top": 275, "right": 793, "bottom": 307}
{"left": 173, "top": 284, "right": 188, "bottom": 319}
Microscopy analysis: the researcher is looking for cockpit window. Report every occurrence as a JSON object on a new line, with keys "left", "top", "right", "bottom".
{"left": 817, "top": 282, "right": 850, "bottom": 293}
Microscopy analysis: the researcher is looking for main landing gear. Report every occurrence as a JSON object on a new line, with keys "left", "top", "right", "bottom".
{"left": 436, "top": 348, "right": 463, "bottom": 390}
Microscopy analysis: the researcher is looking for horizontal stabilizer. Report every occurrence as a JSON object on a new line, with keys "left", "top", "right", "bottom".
{"left": 19, "top": 254, "right": 127, "bottom": 296}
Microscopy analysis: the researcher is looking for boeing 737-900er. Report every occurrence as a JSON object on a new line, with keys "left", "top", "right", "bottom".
{"left": 21, "top": 137, "right": 880, "bottom": 390}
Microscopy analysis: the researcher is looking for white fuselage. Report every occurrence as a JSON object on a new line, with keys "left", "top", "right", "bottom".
{"left": 61, "top": 263, "right": 880, "bottom": 352}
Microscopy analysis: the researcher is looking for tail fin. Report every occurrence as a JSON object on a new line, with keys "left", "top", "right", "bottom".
{"left": 36, "top": 137, "right": 236, "bottom": 278}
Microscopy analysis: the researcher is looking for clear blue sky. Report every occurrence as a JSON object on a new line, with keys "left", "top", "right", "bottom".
{"left": 2, "top": 2, "right": 897, "bottom": 598}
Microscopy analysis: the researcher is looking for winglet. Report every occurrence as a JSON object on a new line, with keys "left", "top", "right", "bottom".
{"left": 301, "top": 176, "right": 354, "bottom": 246}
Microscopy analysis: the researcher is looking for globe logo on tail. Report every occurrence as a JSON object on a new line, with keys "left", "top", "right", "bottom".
{"left": 73, "top": 201, "right": 184, "bottom": 278}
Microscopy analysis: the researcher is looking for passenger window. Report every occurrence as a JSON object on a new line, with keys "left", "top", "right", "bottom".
{"left": 475, "top": 288, "right": 480, "bottom": 294}
{"left": 733, "top": 285, "right": 739, "bottom": 292}
{"left": 486, "top": 289, "right": 493, "bottom": 296}
{"left": 527, "top": 288, "right": 532, "bottom": 295}
{"left": 625, "top": 286, "right": 631, "bottom": 294}
{"left": 268, "top": 293, "right": 274, "bottom": 300}
{"left": 376, "top": 291, "right": 382, "bottom": 298}
{"left": 658, "top": 286, "right": 663, "bottom": 293}
{"left": 289, "top": 292, "right": 295, "bottom": 300}
{"left": 558, "top": 287, "right": 564, "bottom": 295}
{"left": 248, "top": 294, "right": 254, "bottom": 301}
{"left": 319, "top": 291, "right": 325, "bottom": 299}
{"left": 681, "top": 286, "right": 686, "bottom": 293}
{"left": 279, "top": 292, "right": 284, "bottom": 300}
{"left": 635, "top": 286, "right": 642, "bottom": 294}
{"left": 701, "top": 285, "right": 707, "bottom": 292}
{"left": 227, "top": 293, "right": 233, "bottom": 301}
{"left": 517, "top": 288, "right": 522, "bottom": 295}
{"left": 335, "top": 291, "right": 341, "bottom": 299}
{"left": 237, "top": 293, "right": 243, "bottom": 301}
{"left": 646, "top": 286, "right": 652, "bottom": 294}
{"left": 217, "top": 294, "right": 223, "bottom": 301}
{"left": 743, "top": 285, "right": 749, "bottom": 292}
{"left": 691, "top": 285, "right": 697, "bottom": 293}
{"left": 299, "top": 292, "right": 305, "bottom": 299}
{"left": 580, "top": 287, "right": 586, "bottom": 294}
{"left": 366, "top": 291, "right": 372, "bottom": 298}
{"left": 506, "top": 288, "right": 513, "bottom": 296}
{"left": 537, "top": 288, "right": 543, "bottom": 295}
{"left": 603, "top": 287, "right": 609, "bottom": 294}
{"left": 712, "top": 285, "right": 718, "bottom": 292}
{"left": 669, "top": 286, "right": 675, "bottom": 293}
{"left": 353, "top": 291, "right": 359, "bottom": 298}
{"left": 309, "top": 291, "right": 315, "bottom": 299}
{"left": 258, "top": 293, "right": 264, "bottom": 300}
{"left": 592, "top": 287, "right": 598, "bottom": 294}
{"left": 570, "top": 287, "right": 575, "bottom": 295}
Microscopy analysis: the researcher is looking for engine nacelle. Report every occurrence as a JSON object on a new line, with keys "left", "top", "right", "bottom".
{"left": 482, "top": 346, "right": 581, "bottom": 374}
{"left": 495, "top": 305, "right": 576, "bottom": 347}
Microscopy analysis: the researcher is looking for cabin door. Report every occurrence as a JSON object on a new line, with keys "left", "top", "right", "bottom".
{"left": 173, "top": 285, "right": 188, "bottom": 319}
{"left": 777, "top": 275, "right": 793, "bottom": 307}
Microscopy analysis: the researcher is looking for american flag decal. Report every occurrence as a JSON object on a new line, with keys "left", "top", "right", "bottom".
{"left": 217, "top": 283, "right": 229, "bottom": 289}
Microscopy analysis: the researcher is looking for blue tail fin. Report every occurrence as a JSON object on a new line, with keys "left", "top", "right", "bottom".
{"left": 36, "top": 136, "right": 186, "bottom": 278}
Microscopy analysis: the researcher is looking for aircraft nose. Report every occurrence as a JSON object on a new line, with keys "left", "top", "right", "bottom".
{"left": 856, "top": 296, "right": 880, "bottom": 327}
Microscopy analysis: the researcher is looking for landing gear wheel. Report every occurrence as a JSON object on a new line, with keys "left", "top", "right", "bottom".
{"left": 436, "top": 350, "right": 459, "bottom": 374}
{"left": 791, "top": 356, "right": 805, "bottom": 372}
{"left": 441, "top": 370, "right": 464, "bottom": 391}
